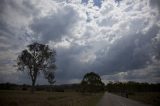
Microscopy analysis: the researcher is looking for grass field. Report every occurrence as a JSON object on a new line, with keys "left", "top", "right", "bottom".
{"left": 128, "top": 92, "right": 160, "bottom": 106}
{"left": 0, "top": 90, "right": 103, "bottom": 106}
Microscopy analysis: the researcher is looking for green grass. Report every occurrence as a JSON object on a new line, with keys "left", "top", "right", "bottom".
{"left": 128, "top": 92, "right": 160, "bottom": 106}
{"left": 0, "top": 90, "right": 103, "bottom": 106}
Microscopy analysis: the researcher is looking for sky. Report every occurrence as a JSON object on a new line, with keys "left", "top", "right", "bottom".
{"left": 0, "top": 0, "right": 160, "bottom": 85}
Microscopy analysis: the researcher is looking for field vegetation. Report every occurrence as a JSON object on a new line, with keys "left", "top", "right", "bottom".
{"left": 105, "top": 81, "right": 160, "bottom": 106}
{"left": 128, "top": 92, "right": 160, "bottom": 106}
{"left": 0, "top": 90, "right": 103, "bottom": 106}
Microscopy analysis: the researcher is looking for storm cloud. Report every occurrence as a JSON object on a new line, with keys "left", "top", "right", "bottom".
{"left": 30, "top": 6, "right": 79, "bottom": 43}
{"left": 0, "top": 0, "right": 160, "bottom": 84}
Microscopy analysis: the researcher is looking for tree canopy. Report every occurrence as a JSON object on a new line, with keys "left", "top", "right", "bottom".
{"left": 80, "top": 72, "right": 104, "bottom": 93}
{"left": 17, "top": 42, "right": 56, "bottom": 93}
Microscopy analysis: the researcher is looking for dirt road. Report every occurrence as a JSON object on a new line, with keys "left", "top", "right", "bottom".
{"left": 97, "top": 92, "right": 151, "bottom": 106}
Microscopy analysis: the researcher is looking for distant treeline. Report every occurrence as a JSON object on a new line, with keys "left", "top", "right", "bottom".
{"left": 0, "top": 83, "right": 24, "bottom": 90}
{"left": 0, "top": 82, "right": 79, "bottom": 92}
{"left": 106, "top": 81, "right": 160, "bottom": 93}
{"left": 0, "top": 81, "right": 160, "bottom": 93}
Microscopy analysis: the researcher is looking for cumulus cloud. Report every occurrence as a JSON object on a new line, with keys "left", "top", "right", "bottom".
{"left": 0, "top": 0, "right": 160, "bottom": 84}
{"left": 30, "top": 6, "right": 79, "bottom": 43}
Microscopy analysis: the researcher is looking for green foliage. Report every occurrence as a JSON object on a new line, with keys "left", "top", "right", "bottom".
{"left": 80, "top": 72, "right": 105, "bottom": 93}
{"left": 17, "top": 42, "right": 56, "bottom": 92}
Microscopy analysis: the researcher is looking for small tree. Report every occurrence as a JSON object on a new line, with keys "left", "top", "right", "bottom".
{"left": 80, "top": 72, "right": 104, "bottom": 93}
{"left": 47, "top": 71, "right": 56, "bottom": 91}
{"left": 17, "top": 42, "right": 56, "bottom": 93}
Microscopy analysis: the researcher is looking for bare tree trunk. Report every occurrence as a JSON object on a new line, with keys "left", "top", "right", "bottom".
{"left": 50, "top": 84, "right": 53, "bottom": 92}
{"left": 31, "top": 70, "right": 37, "bottom": 93}
{"left": 31, "top": 80, "right": 35, "bottom": 93}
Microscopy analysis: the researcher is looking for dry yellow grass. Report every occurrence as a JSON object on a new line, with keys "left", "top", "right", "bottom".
{"left": 0, "top": 90, "right": 103, "bottom": 106}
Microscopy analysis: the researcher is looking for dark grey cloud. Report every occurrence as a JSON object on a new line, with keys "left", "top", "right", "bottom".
{"left": 0, "top": 0, "right": 160, "bottom": 84}
{"left": 30, "top": 6, "right": 79, "bottom": 43}
{"left": 55, "top": 44, "right": 92, "bottom": 81}
{"left": 0, "top": 21, "right": 13, "bottom": 38}
{"left": 54, "top": 26, "right": 160, "bottom": 82}
{"left": 102, "top": 65, "right": 160, "bottom": 83}
{"left": 0, "top": 0, "right": 6, "bottom": 14}
{"left": 92, "top": 26, "right": 160, "bottom": 75}
{"left": 127, "top": 69, "right": 160, "bottom": 82}
{"left": 0, "top": 0, "right": 40, "bottom": 52}
{"left": 150, "top": 0, "right": 160, "bottom": 11}
{"left": 13, "top": 0, "right": 160, "bottom": 83}
{"left": 0, "top": 0, "right": 39, "bottom": 17}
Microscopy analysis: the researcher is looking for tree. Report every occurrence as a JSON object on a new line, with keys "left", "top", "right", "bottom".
{"left": 17, "top": 42, "right": 56, "bottom": 93}
{"left": 80, "top": 72, "right": 104, "bottom": 93}
{"left": 47, "top": 71, "right": 56, "bottom": 91}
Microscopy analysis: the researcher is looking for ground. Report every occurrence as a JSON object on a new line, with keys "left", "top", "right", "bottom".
{"left": 128, "top": 92, "right": 160, "bottom": 106}
{"left": 97, "top": 92, "right": 160, "bottom": 106}
{"left": 97, "top": 92, "right": 151, "bottom": 106}
{"left": 0, "top": 90, "right": 103, "bottom": 106}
